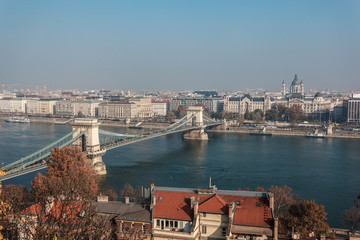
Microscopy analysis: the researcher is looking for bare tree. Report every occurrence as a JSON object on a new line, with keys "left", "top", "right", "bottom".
{"left": 269, "top": 185, "right": 296, "bottom": 217}
{"left": 342, "top": 207, "right": 360, "bottom": 231}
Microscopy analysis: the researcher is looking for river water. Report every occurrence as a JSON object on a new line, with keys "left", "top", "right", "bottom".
{"left": 1, "top": 121, "right": 359, "bottom": 228}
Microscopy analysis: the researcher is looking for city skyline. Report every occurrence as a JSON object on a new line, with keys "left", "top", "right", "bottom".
{"left": 1, "top": 0, "right": 359, "bottom": 91}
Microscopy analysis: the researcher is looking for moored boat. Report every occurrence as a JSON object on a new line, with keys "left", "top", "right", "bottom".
{"left": 306, "top": 129, "right": 325, "bottom": 138}
{"left": 4, "top": 117, "right": 31, "bottom": 123}
{"left": 249, "top": 127, "right": 272, "bottom": 136}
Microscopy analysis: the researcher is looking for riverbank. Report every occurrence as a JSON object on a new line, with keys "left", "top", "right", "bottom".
{"left": 207, "top": 126, "right": 360, "bottom": 139}
{"left": 0, "top": 116, "right": 169, "bottom": 129}
{"left": 2, "top": 115, "right": 360, "bottom": 139}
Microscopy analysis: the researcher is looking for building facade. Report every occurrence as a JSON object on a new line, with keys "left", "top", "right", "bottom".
{"left": 223, "top": 95, "right": 273, "bottom": 116}
{"left": 345, "top": 94, "right": 360, "bottom": 122}
{"left": 151, "top": 184, "right": 277, "bottom": 240}
{"left": 170, "top": 97, "right": 223, "bottom": 113}
{"left": 276, "top": 74, "right": 332, "bottom": 115}
{"left": 98, "top": 101, "right": 138, "bottom": 119}
{"left": 152, "top": 100, "right": 170, "bottom": 116}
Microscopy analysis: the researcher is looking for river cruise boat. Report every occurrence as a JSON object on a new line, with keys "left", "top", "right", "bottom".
{"left": 5, "top": 116, "right": 31, "bottom": 123}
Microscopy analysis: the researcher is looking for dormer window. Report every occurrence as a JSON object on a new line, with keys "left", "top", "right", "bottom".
{"left": 256, "top": 202, "right": 261, "bottom": 207}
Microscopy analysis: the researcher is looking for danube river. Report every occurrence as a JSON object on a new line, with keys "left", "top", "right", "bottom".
{"left": 1, "top": 121, "right": 360, "bottom": 228}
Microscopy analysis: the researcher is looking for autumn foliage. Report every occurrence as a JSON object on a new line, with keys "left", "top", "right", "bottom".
{"left": 281, "top": 200, "right": 329, "bottom": 236}
{"left": 32, "top": 146, "right": 99, "bottom": 202}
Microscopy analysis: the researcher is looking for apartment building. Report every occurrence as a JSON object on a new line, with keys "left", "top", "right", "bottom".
{"left": 98, "top": 101, "right": 138, "bottom": 119}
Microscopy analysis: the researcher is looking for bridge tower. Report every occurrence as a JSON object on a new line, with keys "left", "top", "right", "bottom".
{"left": 71, "top": 118, "right": 107, "bottom": 175}
{"left": 183, "top": 106, "right": 209, "bottom": 140}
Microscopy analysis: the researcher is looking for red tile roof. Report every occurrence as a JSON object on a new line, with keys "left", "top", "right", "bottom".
{"left": 153, "top": 191, "right": 208, "bottom": 220}
{"left": 198, "top": 194, "right": 228, "bottom": 214}
{"left": 153, "top": 189, "right": 273, "bottom": 228}
{"left": 22, "top": 201, "right": 84, "bottom": 224}
{"left": 228, "top": 196, "right": 273, "bottom": 227}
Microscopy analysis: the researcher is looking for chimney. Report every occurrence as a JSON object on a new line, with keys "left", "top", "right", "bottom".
{"left": 190, "top": 196, "right": 196, "bottom": 208}
{"left": 150, "top": 183, "right": 155, "bottom": 194}
{"left": 268, "top": 192, "right": 274, "bottom": 210}
{"left": 194, "top": 202, "right": 199, "bottom": 216}
{"left": 228, "top": 202, "right": 235, "bottom": 222}
{"left": 125, "top": 196, "right": 130, "bottom": 204}
{"left": 151, "top": 194, "right": 156, "bottom": 210}
{"left": 274, "top": 218, "right": 279, "bottom": 240}
{"left": 97, "top": 195, "right": 109, "bottom": 202}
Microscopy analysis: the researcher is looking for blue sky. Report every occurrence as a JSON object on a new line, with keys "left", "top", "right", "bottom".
{"left": 0, "top": 0, "right": 359, "bottom": 91}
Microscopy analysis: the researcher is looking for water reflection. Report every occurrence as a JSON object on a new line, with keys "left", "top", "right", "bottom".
{"left": 184, "top": 139, "right": 208, "bottom": 162}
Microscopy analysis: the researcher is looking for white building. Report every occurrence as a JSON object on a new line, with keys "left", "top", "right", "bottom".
{"left": 223, "top": 95, "right": 273, "bottom": 115}
{"left": 72, "top": 100, "right": 100, "bottom": 117}
{"left": 152, "top": 100, "right": 169, "bottom": 116}
{"left": 0, "top": 98, "right": 27, "bottom": 113}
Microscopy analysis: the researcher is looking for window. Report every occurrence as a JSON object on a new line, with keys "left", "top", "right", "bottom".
{"left": 165, "top": 220, "right": 169, "bottom": 227}
{"left": 175, "top": 221, "right": 178, "bottom": 228}
{"left": 142, "top": 225, "right": 146, "bottom": 234}
{"left": 256, "top": 202, "right": 261, "bottom": 207}
{"left": 222, "top": 227, "right": 227, "bottom": 236}
{"left": 202, "top": 212, "right": 206, "bottom": 217}
{"left": 202, "top": 225, "right": 207, "bottom": 234}
{"left": 179, "top": 221, "right": 183, "bottom": 229}
{"left": 156, "top": 220, "right": 160, "bottom": 227}
{"left": 170, "top": 221, "right": 173, "bottom": 228}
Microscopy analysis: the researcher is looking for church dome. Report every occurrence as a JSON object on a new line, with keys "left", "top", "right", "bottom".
{"left": 291, "top": 74, "right": 301, "bottom": 86}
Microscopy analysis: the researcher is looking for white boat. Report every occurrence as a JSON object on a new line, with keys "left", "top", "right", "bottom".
{"left": 249, "top": 127, "right": 272, "bottom": 136}
{"left": 4, "top": 117, "right": 31, "bottom": 123}
{"left": 306, "top": 129, "right": 325, "bottom": 138}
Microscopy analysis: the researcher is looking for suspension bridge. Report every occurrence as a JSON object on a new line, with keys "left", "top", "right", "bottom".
{"left": 0, "top": 107, "right": 223, "bottom": 181}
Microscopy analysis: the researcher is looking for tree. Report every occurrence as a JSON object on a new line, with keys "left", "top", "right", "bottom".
{"left": 253, "top": 109, "right": 264, "bottom": 123}
{"left": 32, "top": 146, "right": 98, "bottom": 202}
{"left": 0, "top": 170, "right": 11, "bottom": 240}
{"left": 269, "top": 185, "right": 296, "bottom": 217}
{"left": 265, "top": 107, "right": 279, "bottom": 121}
{"left": 25, "top": 146, "right": 110, "bottom": 240}
{"left": 277, "top": 104, "right": 288, "bottom": 121}
{"left": 255, "top": 186, "right": 265, "bottom": 192}
{"left": 282, "top": 200, "right": 329, "bottom": 236}
{"left": 120, "top": 183, "right": 144, "bottom": 203}
{"left": 355, "top": 194, "right": 360, "bottom": 208}
{"left": 342, "top": 207, "right": 360, "bottom": 231}
{"left": 120, "top": 183, "right": 135, "bottom": 200}
{"left": 177, "top": 105, "right": 187, "bottom": 118}
{"left": 244, "top": 109, "right": 251, "bottom": 120}
{"left": 100, "top": 185, "right": 118, "bottom": 201}
{"left": 286, "top": 105, "right": 304, "bottom": 123}
{"left": 0, "top": 185, "right": 33, "bottom": 238}
{"left": 165, "top": 111, "right": 176, "bottom": 122}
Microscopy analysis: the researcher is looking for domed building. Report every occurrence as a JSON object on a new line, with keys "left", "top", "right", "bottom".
{"left": 289, "top": 74, "right": 304, "bottom": 97}
{"left": 277, "top": 74, "right": 332, "bottom": 115}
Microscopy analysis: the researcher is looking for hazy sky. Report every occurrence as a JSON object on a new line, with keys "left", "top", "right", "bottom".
{"left": 0, "top": 0, "right": 359, "bottom": 91}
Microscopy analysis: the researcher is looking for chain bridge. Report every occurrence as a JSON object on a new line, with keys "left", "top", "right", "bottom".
{"left": 0, "top": 107, "right": 222, "bottom": 181}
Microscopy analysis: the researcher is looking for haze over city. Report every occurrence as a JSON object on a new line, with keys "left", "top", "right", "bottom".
{"left": 1, "top": 0, "right": 360, "bottom": 91}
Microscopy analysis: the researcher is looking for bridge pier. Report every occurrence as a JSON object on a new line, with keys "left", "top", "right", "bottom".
{"left": 71, "top": 118, "right": 107, "bottom": 175}
{"left": 183, "top": 106, "right": 209, "bottom": 140}
{"left": 183, "top": 128, "right": 208, "bottom": 140}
